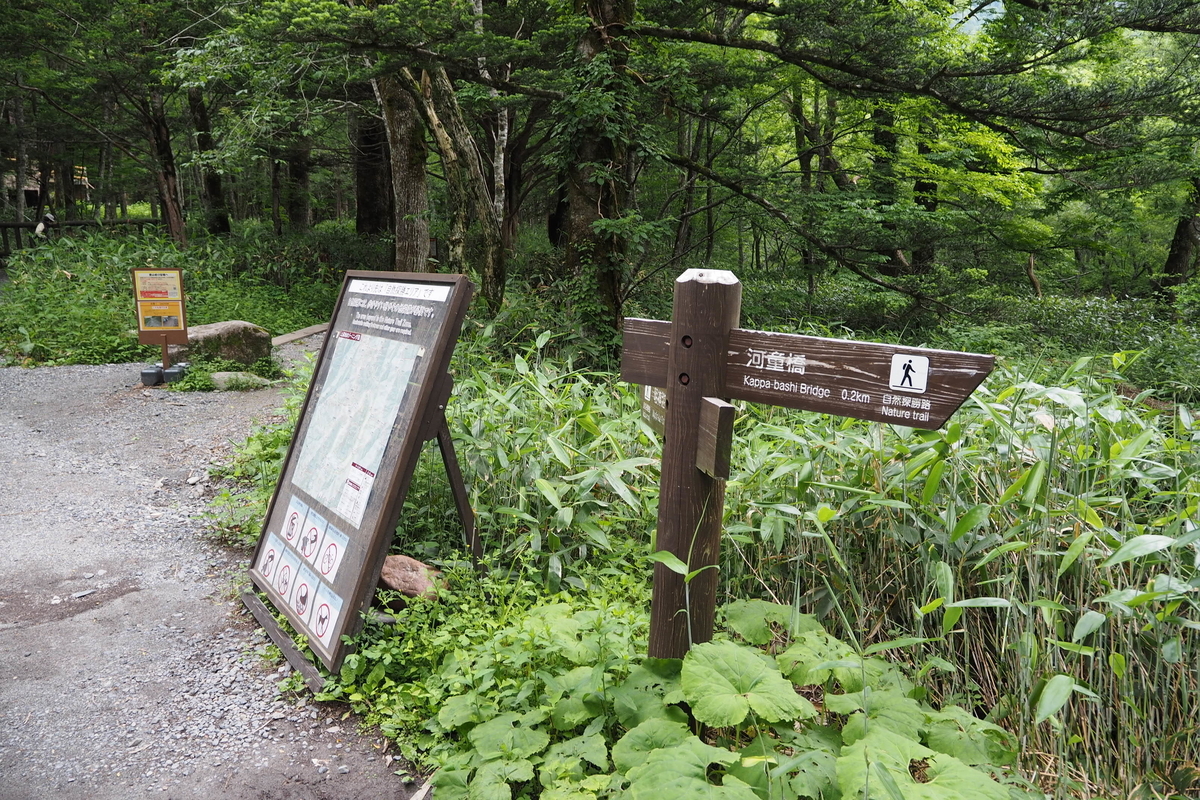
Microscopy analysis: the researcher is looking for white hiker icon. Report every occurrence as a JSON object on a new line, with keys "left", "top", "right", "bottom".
{"left": 889, "top": 354, "right": 929, "bottom": 393}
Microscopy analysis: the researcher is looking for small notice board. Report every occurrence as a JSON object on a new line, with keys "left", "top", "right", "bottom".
{"left": 132, "top": 267, "right": 187, "bottom": 344}
{"left": 246, "top": 271, "right": 475, "bottom": 680}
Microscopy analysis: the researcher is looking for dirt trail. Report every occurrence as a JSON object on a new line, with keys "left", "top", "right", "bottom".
{"left": 0, "top": 344, "right": 418, "bottom": 800}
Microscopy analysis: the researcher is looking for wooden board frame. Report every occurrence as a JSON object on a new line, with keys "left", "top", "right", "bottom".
{"left": 247, "top": 271, "right": 475, "bottom": 678}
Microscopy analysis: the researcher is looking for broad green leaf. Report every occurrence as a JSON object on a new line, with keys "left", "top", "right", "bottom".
{"left": 541, "top": 732, "right": 609, "bottom": 781}
{"left": 921, "top": 460, "right": 946, "bottom": 505}
{"left": 946, "top": 597, "right": 1011, "bottom": 608}
{"left": 923, "top": 705, "right": 1018, "bottom": 766}
{"left": 829, "top": 689, "right": 925, "bottom": 743}
{"left": 649, "top": 550, "right": 689, "bottom": 575}
{"left": 934, "top": 561, "right": 955, "bottom": 604}
{"left": 723, "top": 599, "right": 820, "bottom": 645}
{"left": 863, "top": 637, "right": 942, "bottom": 655}
{"left": 974, "top": 541, "right": 1030, "bottom": 570}
{"left": 1112, "top": 428, "right": 1156, "bottom": 468}
{"left": 1103, "top": 534, "right": 1175, "bottom": 567}
{"left": 1034, "top": 675, "right": 1074, "bottom": 723}
{"left": 837, "top": 727, "right": 1009, "bottom": 800}
{"left": 777, "top": 632, "right": 855, "bottom": 686}
{"left": 1058, "top": 529, "right": 1094, "bottom": 576}
{"left": 625, "top": 737, "right": 755, "bottom": 800}
{"left": 612, "top": 718, "right": 691, "bottom": 774}
{"left": 611, "top": 661, "right": 686, "bottom": 728}
{"left": 1020, "top": 461, "right": 1047, "bottom": 507}
{"left": 468, "top": 713, "right": 551, "bottom": 761}
{"left": 1050, "top": 640, "right": 1095, "bottom": 656}
{"left": 437, "top": 692, "right": 486, "bottom": 730}
{"left": 724, "top": 736, "right": 795, "bottom": 800}
{"left": 781, "top": 749, "right": 839, "bottom": 800}
{"left": 683, "top": 640, "right": 816, "bottom": 727}
{"left": 1108, "top": 651, "right": 1127, "bottom": 679}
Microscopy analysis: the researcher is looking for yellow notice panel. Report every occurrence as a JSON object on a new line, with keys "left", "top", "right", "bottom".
{"left": 137, "top": 300, "right": 185, "bottom": 330}
{"left": 132, "top": 268, "right": 188, "bottom": 344}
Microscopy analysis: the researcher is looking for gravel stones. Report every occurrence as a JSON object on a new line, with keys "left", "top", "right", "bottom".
{"left": 0, "top": 352, "right": 416, "bottom": 799}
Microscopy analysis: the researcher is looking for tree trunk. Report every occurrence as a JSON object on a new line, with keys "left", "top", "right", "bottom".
{"left": 912, "top": 137, "right": 937, "bottom": 274}
{"left": 564, "top": 0, "right": 634, "bottom": 342}
{"left": 871, "top": 103, "right": 907, "bottom": 278}
{"left": 269, "top": 151, "right": 283, "bottom": 236}
{"left": 373, "top": 73, "right": 430, "bottom": 271}
{"left": 186, "top": 87, "right": 231, "bottom": 235}
{"left": 406, "top": 67, "right": 505, "bottom": 310}
{"left": 14, "top": 90, "right": 29, "bottom": 223}
{"left": 144, "top": 90, "right": 186, "bottom": 246}
{"left": 351, "top": 103, "right": 393, "bottom": 235}
{"left": 284, "top": 137, "right": 312, "bottom": 232}
{"left": 1156, "top": 176, "right": 1200, "bottom": 297}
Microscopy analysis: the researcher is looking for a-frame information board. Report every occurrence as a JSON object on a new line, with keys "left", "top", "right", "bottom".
{"left": 246, "top": 271, "right": 476, "bottom": 684}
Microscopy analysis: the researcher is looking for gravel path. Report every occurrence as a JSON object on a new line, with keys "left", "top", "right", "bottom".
{"left": 0, "top": 344, "right": 418, "bottom": 799}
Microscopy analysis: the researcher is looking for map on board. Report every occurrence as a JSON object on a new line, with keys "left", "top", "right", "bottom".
{"left": 290, "top": 332, "right": 424, "bottom": 527}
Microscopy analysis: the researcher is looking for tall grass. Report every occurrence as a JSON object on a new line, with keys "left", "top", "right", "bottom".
{"left": 720, "top": 355, "right": 1200, "bottom": 796}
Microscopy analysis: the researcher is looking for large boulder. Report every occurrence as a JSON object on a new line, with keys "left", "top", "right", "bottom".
{"left": 169, "top": 320, "right": 271, "bottom": 365}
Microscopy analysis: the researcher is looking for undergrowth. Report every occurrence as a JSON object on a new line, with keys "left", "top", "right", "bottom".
{"left": 202, "top": 288, "right": 1200, "bottom": 796}
{"left": 0, "top": 229, "right": 341, "bottom": 365}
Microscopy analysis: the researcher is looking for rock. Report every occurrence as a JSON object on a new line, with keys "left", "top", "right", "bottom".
{"left": 168, "top": 321, "right": 271, "bottom": 366}
{"left": 210, "top": 372, "right": 271, "bottom": 391}
{"left": 378, "top": 555, "right": 443, "bottom": 606}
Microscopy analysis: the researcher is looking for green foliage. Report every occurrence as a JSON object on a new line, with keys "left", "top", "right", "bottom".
{"left": 211, "top": 308, "right": 1200, "bottom": 794}
{"left": 718, "top": 356, "right": 1200, "bottom": 790}
{"left": 330, "top": 592, "right": 1032, "bottom": 800}
{"left": 0, "top": 230, "right": 341, "bottom": 366}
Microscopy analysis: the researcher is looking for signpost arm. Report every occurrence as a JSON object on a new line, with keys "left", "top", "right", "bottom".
{"left": 649, "top": 270, "right": 741, "bottom": 659}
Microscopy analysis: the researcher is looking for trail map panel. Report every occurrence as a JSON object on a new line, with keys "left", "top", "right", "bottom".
{"left": 248, "top": 272, "right": 472, "bottom": 672}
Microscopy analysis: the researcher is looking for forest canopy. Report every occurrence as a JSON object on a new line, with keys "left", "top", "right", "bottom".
{"left": 2, "top": 0, "right": 1200, "bottom": 338}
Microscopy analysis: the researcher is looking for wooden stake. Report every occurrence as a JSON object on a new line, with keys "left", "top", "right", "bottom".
{"left": 648, "top": 270, "right": 741, "bottom": 659}
{"left": 160, "top": 334, "right": 170, "bottom": 370}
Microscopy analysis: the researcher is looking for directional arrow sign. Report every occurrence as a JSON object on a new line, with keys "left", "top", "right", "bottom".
{"left": 623, "top": 319, "right": 994, "bottom": 430}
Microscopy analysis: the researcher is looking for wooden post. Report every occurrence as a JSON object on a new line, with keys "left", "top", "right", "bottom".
{"left": 649, "top": 269, "right": 741, "bottom": 659}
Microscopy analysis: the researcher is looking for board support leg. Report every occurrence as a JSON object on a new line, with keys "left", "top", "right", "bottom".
{"left": 241, "top": 590, "right": 325, "bottom": 692}
{"left": 437, "top": 421, "right": 481, "bottom": 564}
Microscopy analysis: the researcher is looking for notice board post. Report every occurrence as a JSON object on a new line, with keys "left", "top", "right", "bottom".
{"left": 622, "top": 269, "right": 995, "bottom": 660}
{"left": 245, "top": 271, "right": 476, "bottom": 687}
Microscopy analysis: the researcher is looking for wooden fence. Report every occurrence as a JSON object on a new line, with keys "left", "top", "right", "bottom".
{"left": 0, "top": 218, "right": 161, "bottom": 258}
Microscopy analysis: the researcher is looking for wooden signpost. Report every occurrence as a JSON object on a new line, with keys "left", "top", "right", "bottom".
{"left": 244, "top": 271, "right": 479, "bottom": 688}
{"left": 621, "top": 269, "right": 995, "bottom": 659}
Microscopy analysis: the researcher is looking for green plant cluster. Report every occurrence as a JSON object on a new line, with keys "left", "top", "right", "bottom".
{"left": 329, "top": 583, "right": 1039, "bottom": 800}
{"left": 206, "top": 356, "right": 313, "bottom": 546}
{"left": 169, "top": 354, "right": 283, "bottom": 392}
{"left": 719, "top": 356, "right": 1200, "bottom": 791}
